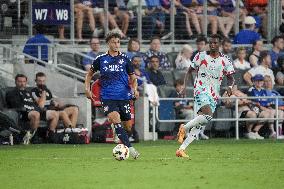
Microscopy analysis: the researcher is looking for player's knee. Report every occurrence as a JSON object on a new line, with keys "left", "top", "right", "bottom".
{"left": 199, "top": 114, "right": 212, "bottom": 125}
{"left": 108, "top": 111, "right": 121, "bottom": 124}
{"left": 123, "top": 121, "right": 132, "bottom": 132}
{"left": 247, "top": 111, "right": 257, "bottom": 118}
{"left": 29, "top": 111, "right": 40, "bottom": 120}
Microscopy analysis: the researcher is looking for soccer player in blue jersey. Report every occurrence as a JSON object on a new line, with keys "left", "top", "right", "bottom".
{"left": 85, "top": 30, "right": 140, "bottom": 159}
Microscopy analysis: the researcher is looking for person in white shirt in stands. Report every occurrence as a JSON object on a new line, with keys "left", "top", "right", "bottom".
{"left": 233, "top": 46, "right": 251, "bottom": 70}
{"left": 244, "top": 50, "right": 275, "bottom": 87}
{"left": 175, "top": 44, "right": 193, "bottom": 70}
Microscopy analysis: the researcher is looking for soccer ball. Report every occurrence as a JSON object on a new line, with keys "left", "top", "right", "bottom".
{"left": 112, "top": 144, "right": 129, "bottom": 161}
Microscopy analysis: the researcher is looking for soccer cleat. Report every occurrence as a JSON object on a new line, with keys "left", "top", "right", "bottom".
{"left": 245, "top": 132, "right": 256, "bottom": 139}
{"left": 23, "top": 131, "right": 32, "bottom": 145}
{"left": 254, "top": 132, "right": 264, "bottom": 140}
{"left": 129, "top": 147, "right": 140, "bottom": 159}
{"left": 177, "top": 124, "right": 186, "bottom": 144}
{"left": 176, "top": 149, "right": 190, "bottom": 158}
{"left": 200, "top": 133, "right": 209, "bottom": 140}
{"left": 269, "top": 132, "right": 276, "bottom": 139}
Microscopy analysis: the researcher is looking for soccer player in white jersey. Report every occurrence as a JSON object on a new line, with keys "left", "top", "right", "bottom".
{"left": 176, "top": 34, "right": 235, "bottom": 158}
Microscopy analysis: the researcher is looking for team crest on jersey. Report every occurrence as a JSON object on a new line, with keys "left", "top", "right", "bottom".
{"left": 104, "top": 106, "right": 109, "bottom": 112}
{"left": 119, "top": 59, "right": 124, "bottom": 64}
{"left": 209, "top": 65, "right": 216, "bottom": 71}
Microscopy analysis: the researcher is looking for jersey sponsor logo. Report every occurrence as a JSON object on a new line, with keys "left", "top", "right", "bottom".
{"left": 103, "top": 64, "right": 123, "bottom": 72}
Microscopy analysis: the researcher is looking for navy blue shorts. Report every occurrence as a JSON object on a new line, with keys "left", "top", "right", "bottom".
{"left": 101, "top": 100, "right": 131, "bottom": 121}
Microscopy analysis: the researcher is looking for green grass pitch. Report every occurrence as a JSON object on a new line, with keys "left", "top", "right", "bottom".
{"left": 0, "top": 139, "right": 283, "bottom": 189}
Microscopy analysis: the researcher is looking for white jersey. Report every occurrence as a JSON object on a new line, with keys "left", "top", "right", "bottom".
{"left": 191, "top": 51, "right": 235, "bottom": 101}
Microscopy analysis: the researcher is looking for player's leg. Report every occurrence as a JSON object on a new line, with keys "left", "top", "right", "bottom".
{"left": 108, "top": 111, "right": 132, "bottom": 147}
{"left": 45, "top": 110, "right": 59, "bottom": 143}
{"left": 119, "top": 100, "right": 139, "bottom": 159}
{"left": 176, "top": 94, "right": 214, "bottom": 157}
{"left": 64, "top": 106, "right": 79, "bottom": 128}
{"left": 177, "top": 94, "right": 212, "bottom": 143}
{"left": 24, "top": 110, "right": 40, "bottom": 144}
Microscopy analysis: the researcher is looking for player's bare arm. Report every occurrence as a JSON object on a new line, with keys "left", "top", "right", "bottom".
{"left": 226, "top": 74, "right": 235, "bottom": 96}
{"left": 129, "top": 74, "right": 139, "bottom": 99}
{"left": 85, "top": 69, "right": 94, "bottom": 99}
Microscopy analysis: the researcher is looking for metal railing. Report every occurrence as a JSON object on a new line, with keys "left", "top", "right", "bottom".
{"left": 0, "top": 0, "right": 281, "bottom": 43}
{"left": 152, "top": 96, "right": 284, "bottom": 141}
{"left": 0, "top": 43, "right": 85, "bottom": 96}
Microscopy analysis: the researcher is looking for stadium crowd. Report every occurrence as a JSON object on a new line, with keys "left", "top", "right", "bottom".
{"left": 2, "top": 0, "right": 284, "bottom": 145}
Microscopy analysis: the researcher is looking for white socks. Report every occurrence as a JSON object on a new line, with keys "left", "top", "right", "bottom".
{"left": 183, "top": 114, "right": 212, "bottom": 131}
{"left": 179, "top": 126, "right": 203, "bottom": 150}
{"left": 179, "top": 114, "right": 212, "bottom": 150}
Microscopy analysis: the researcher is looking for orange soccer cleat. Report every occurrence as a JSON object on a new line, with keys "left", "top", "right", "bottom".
{"left": 176, "top": 149, "right": 190, "bottom": 158}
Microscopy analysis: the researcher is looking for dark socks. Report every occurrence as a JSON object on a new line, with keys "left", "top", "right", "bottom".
{"left": 114, "top": 123, "right": 132, "bottom": 147}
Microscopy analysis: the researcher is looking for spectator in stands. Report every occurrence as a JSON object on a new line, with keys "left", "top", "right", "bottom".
{"left": 146, "top": 55, "right": 166, "bottom": 86}
{"left": 145, "top": 0, "right": 168, "bottom": 38}
{"left": 233, "top": 47, "right": 251, "bottom": 70}
{"left": 169, "top": 79, "right": 194, "bottom": 120}
{"left": 248, "top": 74, "right": 277, "bottom": 139}
{"left": 126, "top": 38, "right": 146, "bottom": 69}
{"left": 31, "top": 72, "right": 79, "bottom": 129}
{"left": 195, "top": 0, "right": 219, "bottom": 35}
{"left": 244, "top": 50, "right": 275, "bottom": 87}
{"left": 113, "top": 0, "right": 130, "bottom": 37}
{"left": 82, "top": 37, "right": 101, "bottom": 71}
{"left": 93, "top": 0, "right": 124, "bottom": 37}
{"left": 175, "top": 0, "right": 202, "bottom": 39}
{"left": 23, "top": 24, "right": 50, "bottom": 64}
{"left": 6, "top": 74, "right": 59, "bottom": 144}
{"left": 74, "top": 0, "right": 102, "bottom": 40}
{"left": 233, "top": 16, "right": 261, "bottom": 44}
{"left": 191, "top": 35, "right": 208, "bottom": 61}
{"left": 264, "top": 75, "right": 284, "bottom": 110}
{"left": 222, "top": 85, "right": 264, "bottom": 139}
{"left": 144, "top": 37, "right": 171, "bottom": 69}
{"left": 217, "top": 0, "right": 236, "bottom": 38}
{"left": 245, "top": 0, "right": 268, "bottom": 37}
{"left": 221, "top": 38, "right": 233, "bottom": 61}
{"left": 132, "top": 56, "right": 151, "bottom": 91}
{"left": 249, "top": 39, "right": 263, "bottom": 67}
{"left": 175, "top": 44, "right": 193, "bottom": 70}
{"left": 269, "top": 36, "right": 284, "bottom": 69}
{"left": 276, "top": 57, "right": 284, "bottom": 85}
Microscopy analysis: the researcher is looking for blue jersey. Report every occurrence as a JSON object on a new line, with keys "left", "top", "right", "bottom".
{"left": 23, "top": 34, "right": 50, "bottom": 61}
{"left": 233, "top": 30, "right": 261, "bottom": 44}
{"left": 90, "top": 52, "right": 134, "bottom": 100}
{"left": 248, "top": 87, "right": 270, "bottom": 107}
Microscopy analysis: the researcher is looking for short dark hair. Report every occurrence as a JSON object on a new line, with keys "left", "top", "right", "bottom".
{"left": 149, "top": 55, "right": 160, "bottom": 62}
{"left": 259, "top": 50, "right": 270, "bottom": 63}
{"left": 222, "top": 38, "right": 232, "bottom": 46}
{"left": 131, "top": 55, "right": 141, "bottom": 62}
{"left": 150, "top": 36, "right": 161, "bottom": 43}
{"left": 271, "top": 35, "right": 283, "bottom": 45}
{"left": 209, "top": 34, "right": 222, "bottom": 43}
{"left": 35, "top": 72, "right": 46, "bottom": 79}
{"left": 174, "top": 79, "right": 184, "bottom": 87}
{"left": 34, "top": 24, "right": 46, "bottom": 34}
{"left": 196, "top": 35, "right": 207, "bottom": 44}
{"left": 105, "top": 30, "right": 121, "bottom": 43}
{"left": 15, "top": 74, "right": 27, "bottom": 81}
